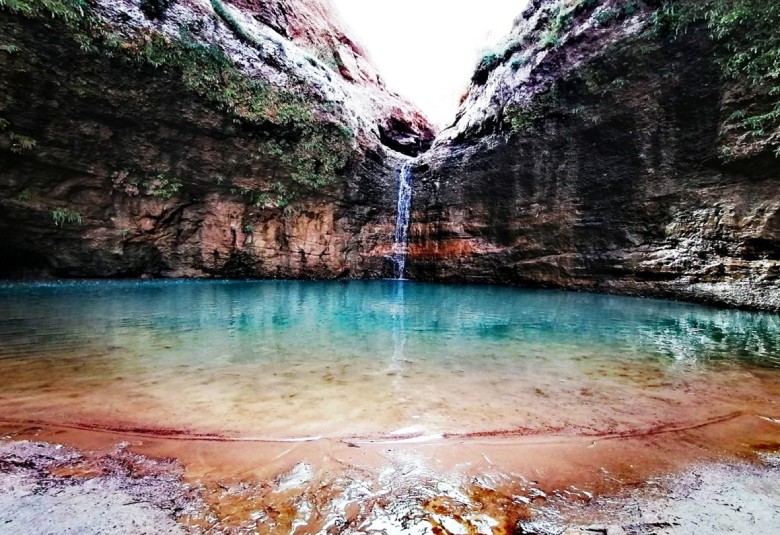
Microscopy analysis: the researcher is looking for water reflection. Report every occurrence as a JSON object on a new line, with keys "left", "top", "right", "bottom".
{"left": 0, "top": 280, "right": 779, "bottom": 438}
{"left": 0, "top": 280, "right": 777, "bottom": 368}
{"left": 389, "top": 280, "right": 408, "bottom": 374}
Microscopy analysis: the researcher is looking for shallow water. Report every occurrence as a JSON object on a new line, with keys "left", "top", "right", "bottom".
{"left": 0, "top": 280, "right": 778, "bottom": 441}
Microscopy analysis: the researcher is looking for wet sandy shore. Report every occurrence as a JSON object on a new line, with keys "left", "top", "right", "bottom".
{"left": 520, "top": 454, "right": 780, "bottom": 534}
{"left": 1, "top": 418, "right": 779, "bottom": 534}
{"left": 3, "top": 279, "right": 780, "bottom": 532}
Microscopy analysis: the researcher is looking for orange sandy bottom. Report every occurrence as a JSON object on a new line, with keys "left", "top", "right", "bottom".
{"left": 2, "top": 281, "right": 779, "bottom": 531}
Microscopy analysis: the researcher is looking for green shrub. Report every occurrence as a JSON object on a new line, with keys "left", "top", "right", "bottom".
{"left": 472, "top": 0, "right": 600, "bottom": 81}
{"left": 537, "top": 0, "right": 594, "bottom": 50}
{"left": 503, "top": 87, "right": 561, "bottom": 133}
{"left": 253, "top": 192, "right": 271, "bottom": 207}
{"left": 141, "top": 174, "right": 182, "bottom": 199}
{"left": 15, "top": 189, "right": 31, "bottom": 201}
{"left": 638, "top": 44, "right": 654, "bottom": 56}
{"left": 623, "top": 1, "right": 640, "bottom": 17}
{"left": 540, "top": 30, "right": 563, "bottom": 49}
{"left": 51, "top": 208, "right": 83, "bottom": 227}
{"left": 550, "top": 7, "right": 575, "bottom": 34}
{"left": 472, "top": 52, "right": 502, "bottom": 84}
{"left": 595, "top": 8, "right": 619, "bottom": 25}
{"left": 0, "top": 0, "right": 88, "bottom": 22}
{"left": 504, "top": 104, "right": 540, "bottom": 132}
{"left": 611, "top": 76, "right": 629, "bottom": 89}
{"left": 134, "top": 33, "right": 355, "bottom": 196}
{"left": 3, "top": 0, "right": 356, "bottom": 205}
{"left": 593, "top": 1, "right": 641, "bottom": 26}
{"left": 511, "top": 56, "right": 530, "bottom": 70}
{"left": 728, "top": 110, "right": 746, "bottom": 121}
{"left": 577, "top": 63, "right": 631, "bottom": 96}
{"left": 9, "top": 132, "right": 36, "bottom": 153}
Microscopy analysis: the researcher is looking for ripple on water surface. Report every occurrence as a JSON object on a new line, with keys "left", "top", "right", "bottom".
{"left": 0, "top": 280, "right": 778, "bottom": 441}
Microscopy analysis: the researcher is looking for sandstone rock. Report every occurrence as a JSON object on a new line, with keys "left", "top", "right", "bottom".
{"left": 411, "top": 0, "right": 780, "bottom": 311}
{"left": 0, "top": 0, "right": 430, "bottom": 279}
{"left": 1, "top": 0, "right": 777, "bottom": 312}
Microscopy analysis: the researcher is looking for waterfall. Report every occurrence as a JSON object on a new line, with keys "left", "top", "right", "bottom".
{"left": 391, "top": 162, "right": 413, "bottom": 279}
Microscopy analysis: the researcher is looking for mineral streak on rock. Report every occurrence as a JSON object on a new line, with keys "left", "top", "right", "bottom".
{"left": 1, "top": 0, "right": 778, "bottom": 310}
{"left": 410, "top": 0, "right": 780, "bottom": 311}
{"left": 0, "top": 0, "right": 434, "bottom": 281}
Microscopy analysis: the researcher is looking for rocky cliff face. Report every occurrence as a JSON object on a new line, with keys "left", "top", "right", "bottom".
{"left": 2, "top": 0, "right": 778, "bottom": 311}
{"left": 411, "top": 0, "right": 780, "bottom": 310}
{"left": 0, "top": 0, "right": 434, "bottom": 278}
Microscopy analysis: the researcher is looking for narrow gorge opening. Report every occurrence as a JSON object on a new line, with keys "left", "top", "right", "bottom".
{"left": 0, "top": 1, "right": 779, "bottom": 534}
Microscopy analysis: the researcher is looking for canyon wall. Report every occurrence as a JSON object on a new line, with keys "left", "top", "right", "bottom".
{"left": 410, "top": 0, "right": 780, "bottom": 310}
{"left": 0, "top": 0, "right": 433, "bottom": 278}
{"left": 1, "top": 0, "right": 778, "bottom": 311}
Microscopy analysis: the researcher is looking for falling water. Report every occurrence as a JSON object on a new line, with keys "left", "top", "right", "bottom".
{"left": 391, "top": 162, "right": 413, "bottom": 279}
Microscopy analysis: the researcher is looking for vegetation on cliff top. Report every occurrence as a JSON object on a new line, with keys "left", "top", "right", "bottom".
{"left": 0, "top": 0, "right": 356, "bottom": 207}
{"left": 653, "top": 0, "right": 780, "bottom": 146}
{"left": 0, "top": 0, "right": 87, "bottom": 21}
{"left": 496, "top": 0, "right": 779, "bottom": 156}
{"left": 134, "top": 32, "right": 354, "bottom": 196}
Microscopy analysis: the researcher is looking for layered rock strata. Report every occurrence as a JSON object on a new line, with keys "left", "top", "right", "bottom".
{"left": 0, "top": 0, "right": 434, "bottom": 278}
{"left": 411, "top": 0, "right": 780, "bottom": 310}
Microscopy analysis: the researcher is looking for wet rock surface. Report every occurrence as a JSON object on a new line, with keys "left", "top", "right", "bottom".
{"left": 1, "top": 437, "right": 779, "bottom": 534}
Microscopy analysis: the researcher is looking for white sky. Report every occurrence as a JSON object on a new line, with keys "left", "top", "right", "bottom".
{"left": 330, "top": 0, "right": 529, "bottom": 128}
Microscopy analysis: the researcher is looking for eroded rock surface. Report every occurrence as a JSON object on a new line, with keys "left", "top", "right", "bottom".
{"left": 1, "top": 0, "right": 778, "bottom": 310}
{"left": 411, "top": 0, "right": 780, "bottom": 310}
{"left": 0, "top": 0, "right": 433, "bottom": 279}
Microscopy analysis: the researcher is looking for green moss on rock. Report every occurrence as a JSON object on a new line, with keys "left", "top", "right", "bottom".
{"left": 654, "top": 0, "right": 780, "bottom": 148}
{"left": 1, "top": 0, "right": 357, "bottom": 202}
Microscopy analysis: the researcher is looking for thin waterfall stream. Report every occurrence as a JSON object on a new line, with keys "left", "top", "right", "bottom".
{"left": 391, "top": 161, "right": 413, "bottom": 279}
